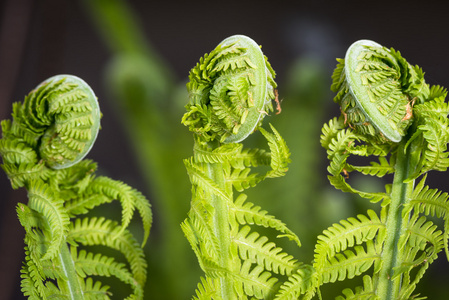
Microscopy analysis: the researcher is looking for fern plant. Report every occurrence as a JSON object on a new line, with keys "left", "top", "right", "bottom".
{"left": 182, "top": 36, "right": 449, "bottom": 299}
{"left": 181, "top": 35, "right": 307, "bottom": 299}
{"left": 0, "top": 75, "right": 152, "bottom": 299}
{"left": 319, "top": 39, "right": 449, "bottom": 299}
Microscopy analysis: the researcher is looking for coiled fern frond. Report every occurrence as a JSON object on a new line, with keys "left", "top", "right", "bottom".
{"left": 0, "top": 75, "right": 152, "bottom": 299}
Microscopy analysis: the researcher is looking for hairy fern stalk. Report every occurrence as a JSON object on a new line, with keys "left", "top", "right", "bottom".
{"left": 0, "top": 75, "right": 152, "bottom": 299}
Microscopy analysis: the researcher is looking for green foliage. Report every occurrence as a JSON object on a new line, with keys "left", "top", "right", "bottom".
{"left": 319, "top": 39, "right": 449, "bottom": 299}
{"left": 182, "top": 35, "right": 303, "bottom": 299}
{"left": 182, "top": 37, "right": 449, "bottom": 299}
{"left": 0, "top": 75, "right": 152, "bottom": 299}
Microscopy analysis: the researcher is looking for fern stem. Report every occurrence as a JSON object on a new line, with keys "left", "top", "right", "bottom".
{"left": 206, "top": 161, "right": 237, "bottom": 299}
{"left": 376, "top": 139, "right": 419, "bottom": 299}
{"left": 57, "top": 242, "right": 84, "bottom": 299}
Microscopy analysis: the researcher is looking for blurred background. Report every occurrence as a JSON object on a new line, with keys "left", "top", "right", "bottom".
{"left": 1, "top": 0, "right": 449, "bottom": 299}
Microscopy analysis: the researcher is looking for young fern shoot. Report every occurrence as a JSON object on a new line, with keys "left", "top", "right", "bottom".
{"left": 319, "top": 39, "right": 449, "bottom": 299}
{"left": 181, "top": 35, "right": 303, "bottom": 299}
{"left": 0, "top": 75, "right": 152, "bottom": 299}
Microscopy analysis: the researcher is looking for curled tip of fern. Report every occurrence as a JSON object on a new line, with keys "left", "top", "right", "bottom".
{"left": 26, "top": 75, "right": 101, "bottom": 169}
{"left": 182, "top": 34, "right": 277, "bottom": 144}
{"left": 332, "top": 39, "right": 429, "bottom": 143}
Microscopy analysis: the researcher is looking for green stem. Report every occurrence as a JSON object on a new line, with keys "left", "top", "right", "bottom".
{"left": 57, "top": 242, "right": 84, "bottom": 300}
{"left": 206, "top": 161, "right": 236, "bottom": 299}
{"left": 376, "top": 139, "right": 419, "bottom": 299}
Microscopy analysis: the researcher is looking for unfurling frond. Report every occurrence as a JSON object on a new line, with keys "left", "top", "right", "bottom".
{"left": 1, "top": 74, "right": 151, "bottom": 300}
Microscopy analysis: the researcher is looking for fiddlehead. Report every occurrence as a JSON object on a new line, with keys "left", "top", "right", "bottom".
{"left": 0, "top": 75, "right": 152, "bottom": 299}
{"left": 181, "top": 35, "right": 300, "bottom": 299}
{"left": 182, "top": 34, "right": 276, "bottom": 144}
{"left": 318, "top": 39, "right": 449, "bottom": 299}
{"left": 332, "top": 39, "right": 429, "bottom": 143}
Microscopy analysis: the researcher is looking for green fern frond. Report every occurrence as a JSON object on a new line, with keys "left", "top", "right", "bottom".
{"left": 50, "top": 159, "right": 97, "bottom": 195}
{"left": 2, "top": 162, "right": 51, "bottom": 189}
{"left": 192, "top": 276, "right": 220, "bottom": 300}
{"left": 81, "top": 277, "right": 111, "bottom": 300}
{"left": 320, "top": 117, "right": 345, "bottom": 151}
{"left": 319, "top": 241, "right": 379, "bottom": 284}
{"left": 27, "top": 180, "right": 70, "bottom": 261}
{"left": 326, "top": 129, "right": 359, "bottom": 158}
{"left": 315, "top": 210, "right": 385, "bottom": 267}
{"left": 65, "top": 193, "right": 112, "bottom": 216}
{"left": 232, "top": 147, "right": 271, "bottom": 169}
{"left": 21, "top": 247, "right": 47, "bottom": 300}
{"left": 405, "top": 175, "right": 449, "bottom": 257}
{"left": 131, "top": 188, "right": 152, "bottom": 247}
{"left": 226, "top": 167, "right": 261, "bottom": 192}
{"left": 83, "top": 176, "right": 152, "bottom": 243}
{"left": 335, "top": 275, "right": 377, "bottom": 300}
{"left": 259, "top": 124, "right": 291, "bottom": 178}
{"left": 274, "top": 264, "right": 317, "bottom": 300}
{"left": 231, "top": 194, "right": 301, "bottom": 246}
{"left": 327, "top": 154, "right": 390, "bottom": 204}
{"left": 194, "top": 141, "right": 243, "bottom": 165}
{"left": 68, "top": 217, "right": 147, "bottom": 287}
{"left": 17, "top": 202, "right": 48, "bottom": 234}
{"left": 73, "top": 248, "right": 143, "bottom": 299}
{"left": 331, "top": 58, "right": 346, "bottom": 93}
{"left": 394, "top": 215, "right": 443, "bottom": 279}
{"left": 185, "top": 197, "right": 221, "bottom": 260}
{"left": 0, "top": 138, "right": 37, "bottom": 165}
{"left": 348, "top": 156, "right": 394, "bottom": 177}
{"left": 86, "top": 176, "right": 135, "bottom": 235}
{"left": 184, "top": 158, "right": 231, "bottom": 202}
{"left": 234, "top": 259, "right": 278, "bottom": 299}
{"left": 235, "top": 225, "right": 299, "bottom": 276}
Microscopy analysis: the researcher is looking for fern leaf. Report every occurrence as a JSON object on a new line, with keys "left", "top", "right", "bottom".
{"left": 335, "top": 275, "right": 377, "bottom": 300}
{"left": 184, "top": 158, "right": 231, "bottom": 202}
{"left": 131, "top": 188, "right": 152, "bottom": 247}
{"left": 319, "top": 241, "right": 379, "bottom": 284}
{"left": 315, "top": 210, "right": 385, "bottom": 262}
{"left": 320, "top": 117, "right": 345, "bottom": 150}
{"left": 394, "top": 215, "right": 443, "bottom": 279}
{"left": 328, "top": 164, "right": 389, "bottom": 204}
{"left": 86, "top": 176, "right": 135, "bottom": 235}
{"left": 405, "top": 174, "right": 449, "bottom": 257}
{"left": 418, "top": 116, "right": 449, "bottom": 172}
{"left": 81, "top": 277, "right": 111, "bottom": 300}
{"left": 274, "top": 264, "right": 317, "bottom": 300}
{"left": 0, "top": 138, "right": 37, "bottom": 165}
{"left": 27, "top": 180, "right": 70, "bottom": 261}
{"left": 192, "top": 276, "right": 220, "bottom": 300}
{"left": 65, "top": 193, "right": 112, "bottom": 216}
{"left": 233, "top": 260, "right": 278, "bottom": 299}
{"left": 234, "top": 225, "right": 299, "bottom": 276}
{"left": 68, "top": 217, "right": 147, "bottom": 287}
{"left": 21, "top": 247, "right": 47, "bottom": 300}
{"left": 73, "top": 248, "right": 143, "bottom": 299}
{"left": 349, "top": 156, "right": 394, "bottom": 177}
{"left": 194, "top": 142, "right": 243, "bottom": 164}
{"left": 259, "top": 124, "right": 291, "bottom": 178}
{"left": 226, "top": 167, "right": 262, "bottom": 192}
{"left": 231, "top": 194, "right": 301, "bottom": 247}
{"left": 1, "top": 162, "right": 51, "bottom": 189}
{"left": 232, "top": 147, "right": 271, "bottom": 169}
{"left": 185, "top": 196, "right": 221, "bottom": 260}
